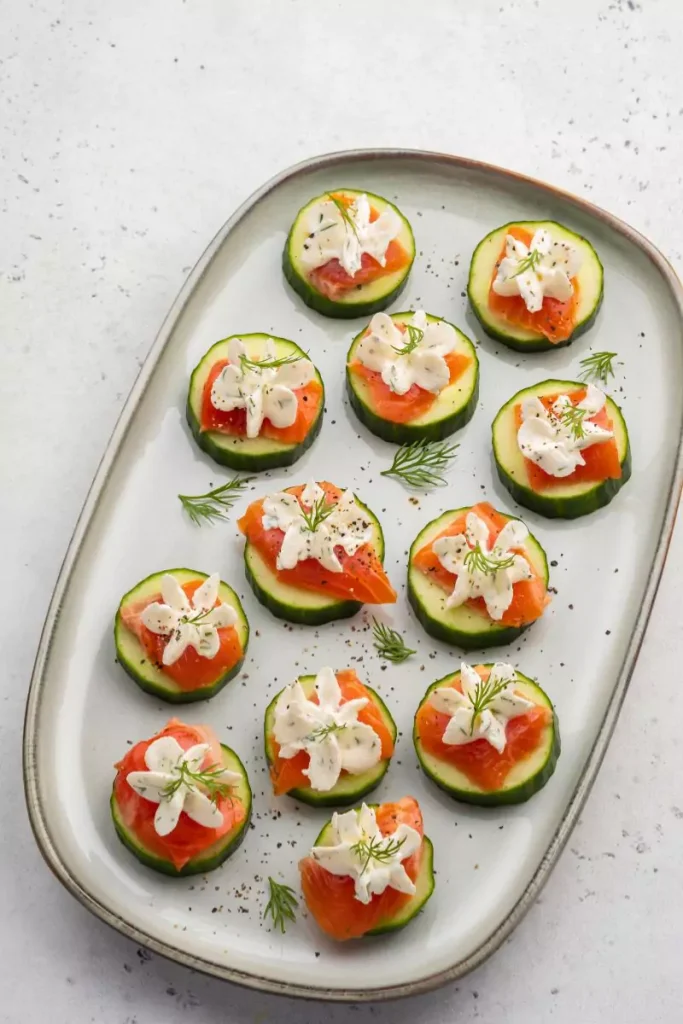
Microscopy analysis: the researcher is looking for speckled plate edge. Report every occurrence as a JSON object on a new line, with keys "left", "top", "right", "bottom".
{"left": 22, "top": 149, "right": 683, "bottom": 1002}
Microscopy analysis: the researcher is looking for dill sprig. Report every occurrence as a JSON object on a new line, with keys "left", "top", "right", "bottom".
{"left": 239, "top": 352, "right": 303, "bottom": 372}
{"left": 466, "top": 673, "right": 516, "bottom": 735}
{"left": 162, "top": 761, "right": 235, "bottom": 806}
{"left": 464, "top": 545, "right": 515, "bottom": 576}
{"left": 579, "top": 350, "right": 618, "bottom": 385}
{"left": 372, "top": 618, "right": 416, "bottom": 663}
{"left": 326, "top": 191, "right": 360, "bottom": 240}
{"left": 512, "top": 248, "right": 542, "bottom": 277}
{"left": 300, "top": 495, "right": 336, "bottom": 532}
{"left": 351, "top": 834, "right": 406, "bottom": 875}
{"left": 392, "top": 324, "right": 424, "bottom": 356}
{"left": 178, "top": 476, "right": 252, "bottom": 526}
{"left": 381, "top": 439, "right": 459, "bottom": 489}
{"left": 558, "top": 404, "right": 588, "bottom": 440}
{"left": 263, "top": 877, "right": 299, "bottom": 933}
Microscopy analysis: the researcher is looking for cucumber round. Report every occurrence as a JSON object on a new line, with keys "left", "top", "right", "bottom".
{"left": 413, "top": 668, "right": 560, "bottom": 806}
{"left": 407, "top": 507, "right": 549, "bottom": 649}
{"left": 111, "top": 744, "right": 252, "bottom": 876}
{"left": 346, "top": 312, "right": 479, "bottom": 444}
{"left": 186, "top": 334, "right": 324, "bottom": 471}
{"left": 115, "top": 568, "right": 249, "bottom": 703}
{"left": 468, "top": 220, "right": 604, "bottom": 352}
{"left": 492, "top": 379, "right": 632, "bottom": 519}
{"left": 283, "top": 189, "right": 415, "bottom": 319}
{"left": 263, "top": 674, "right": 397, "bottom": 807}
{"left": 243, "top": 494, "right": 387, "bottom": 625}
{"left": 310, "top": 808, "right": 435, "bottom": 935}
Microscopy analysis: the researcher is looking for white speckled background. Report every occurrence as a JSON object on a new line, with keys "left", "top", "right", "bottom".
{"left": 3, "top": 1, "right": 682, "bottom": 1022}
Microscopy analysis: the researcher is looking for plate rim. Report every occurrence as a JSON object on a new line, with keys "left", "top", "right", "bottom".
{"left": 22, "top": 148, "right": 683, "bottom": 1002}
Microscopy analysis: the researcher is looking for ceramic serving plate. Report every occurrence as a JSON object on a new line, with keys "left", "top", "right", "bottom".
{"left": 23, "top": 150, "right": 683, "bottom": 1000}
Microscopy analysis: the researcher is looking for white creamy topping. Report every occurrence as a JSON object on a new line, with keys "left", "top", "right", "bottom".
{"left": 126, "top": 736, "right": 241, "bottom": 836}
{"left": 262, "top": 480, "right": 371, "bottom": 573}
{"left": 353, "top": 309, "right": 457, "bottom": 395}
{"left": 300, "top": 193, "right": 401, "bottom": 277}
{"left": 518, "top": 383, "right": 614, "bottom": 478}
{"left": 309, "top": 803, "right": 421, "bottom": 904}
{"left": 210, "top": 337, "right": 314, "bottom": 439}
{"left": 273, "top": 667, "right": 382, "bottom": 791}
{"left": 140, "top": 573, "right": 238, "bottom": 665}
{"left": 429, "top": 662, "right": 534, "bottom": 754}
{"left": 492, "top": 228, "right": 583, "bottom": 313}
{"left": 431, "top": 512, "right": 533, "bottom": 621}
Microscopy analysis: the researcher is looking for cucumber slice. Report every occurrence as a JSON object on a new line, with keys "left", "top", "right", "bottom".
{"left": 115, "top": 568, "right": 249, "bottom": 703}
{"left": 407, "top": 507, "right": 549, "bottom": 649}
{"left": 263, "top": 674, "right": 397, "bottom": 807}
{"left": 111, "top": 744, "right": 252, "bottom": 876}
{"left": 186, "top": 334, "right": 324, "bottom": 471}
{"left": 243, "top": 496, "right": 387, "bottom": 625}
{"left": 468, "top": 220, "right": 604, "bottom": 352}
{"left": 311, "top": 811, "right": 435, "bottom": 935}
{"left": 283, "top": 189, "right": 415, "bottom": 319}
{"left": 413, "top": 669, "right": 560, "bottom": 806}
{"left": 346, "top": 312, "right": 479, "bottom": 444}
{"left": 492, "top": 379, "right": 632, "bottom": 519}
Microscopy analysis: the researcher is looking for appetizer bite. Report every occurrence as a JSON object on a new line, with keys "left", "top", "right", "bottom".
{"left": 111, "top": 718, "right": 251, "bottom": 875}
{"left": 283, "top": 189, "right": 415, "bottom": 319}
{"left": 264, "top": 667, "right": 396, "bottom": 807}
{"left": 408, "top": 501, "right": 549, "bottom": 649}
{"left": 299, "top": 797, "right": 434, "bottom": 940}
{"left": 468, "top": 220, "right": 603, "bottom": 351}
{"left": 346, "top": 310, "right": 479, "bottom": 444}
{"left": 115, "top": 570, "right": 249, "bottom": 702}
{"left": 237, "top": 480, "right": 397, "bottom": 624}
{"left": 187, "top": 333, "right": 324, "bottom": 470}
{"left": 492, "top": 379, "right": 631, "bottom": 518}
{"left": 414, "top": 662, "right": 559, "bottom": 805}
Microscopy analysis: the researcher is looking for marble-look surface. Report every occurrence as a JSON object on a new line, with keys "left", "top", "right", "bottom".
{"left": 3, "top": 1, "right": 682, "bottom": 1021}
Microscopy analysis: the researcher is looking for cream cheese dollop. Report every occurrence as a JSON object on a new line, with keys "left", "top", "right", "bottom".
{"left": 210, "top": 337, "right": 315, "bottom": 439}
{"left": 126, "top": 736, "right": 241, "bottom": 836}
{"left": 428, "top": 662, "right": 534, "bottom": 753}
{"left": 517, "top": 383, "right": 614, "bottom": 478}
{"left": 262, "top": 480, "right": 371, "bottom": 573}
{"left": 431, "top": 513, "right": 533, "bottom": 621}
{"left": 300, "top": 193, "right": 401, "bottom": 278}
{"left": 309, "top": 803, "right": 421, "bottom": 904}
{"left": 140, "top": 573, "right": 238, "bottom": 665}
{"left": 492, "top": 228, "right": 582, "bottom": 313}
{"left": 272, "top": 667, "right": 382, "bottom": 791}
{"left": 353, "top": 310, "right": 457, "bottom": 395}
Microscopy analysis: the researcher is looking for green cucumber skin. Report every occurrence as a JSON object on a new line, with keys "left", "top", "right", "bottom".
{"left": 283, "top": 244, "right": 411, "bottom": 319}
{"left": 345, "top": 369, "right": 479, "bottom": 445}
{"left": 413, "top": 671, "right": 560, "bottom": 806}
{"left": 244, "top": 546, "right": 362, "bottom": 625}
{"left": 492, "top": 379, "right": 632, "bottom": 519}
{"left": 367, "top": 838, "right": 435, "bottom": 935}
{"left": 115, "top": 621, "right": 246, "bottom": 704}
{"left": 185, "top": 336, "right": 325, "bottom": 472}
{"left": 186, "top": 394, "right": 324, "bottom": 472}
{"left": 310, "top": 809, "right": 435, "bottom": 935}
{"left": 110, "top": 745, "right": 252, "bottom": 876}
{"left": 469, "top": 295, "right": 602, "bottom": 353}
{"left": 467, "top": 219, "right": 604, "bottom": 353}
{"left": 263, "top": 680, "right": 396, "bottom": 807}
{"left": 495, "top": 440, "right": 633, "bottom": 519}
{"left": 115, "top": 568, "right": 249, "bottom": 704}
{"left": 414, "top": 717, "right": 561, "bottom": 807}
{"left": 406, "top": 584, "right": 530, "bottom": 650}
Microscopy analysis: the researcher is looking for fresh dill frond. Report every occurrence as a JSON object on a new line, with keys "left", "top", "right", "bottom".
{"left": 463, "top": 545, "right": 516, "bottom": 576}
{"left": 578, "top": 350, "right": 618, "bottom": 385}
{"left": 380, "top": 439, "right": 459, "bottom": 490}
{"left": 263, "top": 877, "right": 299, "bottom": 933}
{"left": 178, "top": 476, "right": 252, "bottom": 526}
{"left": 372, "top": 619, "right": 416, "bottom": 663}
